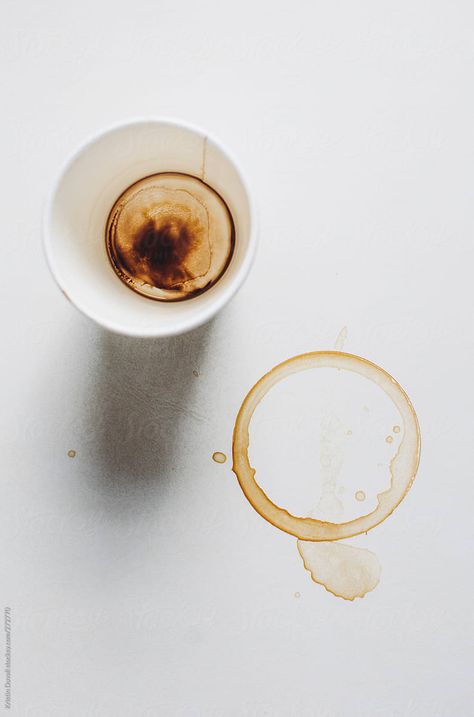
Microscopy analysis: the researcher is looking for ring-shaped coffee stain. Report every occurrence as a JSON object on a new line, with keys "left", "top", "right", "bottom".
{"left": 232, "top": 351, "right": 421, "bottom": 541}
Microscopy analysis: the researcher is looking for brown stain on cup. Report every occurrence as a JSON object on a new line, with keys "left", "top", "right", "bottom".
{"left": 106, "top": 172, "right": 235, "bottom": 302}
{"left": 127, "top": 217, "right": 200, "bottom": 289}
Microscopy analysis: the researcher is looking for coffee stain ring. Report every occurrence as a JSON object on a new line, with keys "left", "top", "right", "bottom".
{"left": 232, "top": 351, "right": 421, "bottom": 542}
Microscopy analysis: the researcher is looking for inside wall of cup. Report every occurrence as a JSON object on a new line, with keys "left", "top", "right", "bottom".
{"left": 203, "top": 138, "right": 252, "bottom": 279}
{"left": 48, "top": 122, "right": 252, "bottom": 334}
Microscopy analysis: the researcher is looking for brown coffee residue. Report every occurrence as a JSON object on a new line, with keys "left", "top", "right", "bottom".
{"left": 212, "top": 451, "right": 227, "bottom": 464}
{"left": 334, "top": 326, "right": 348, "bottom": 351}
{"left": 297, "top": 541, "right": 381, "bottom": 601}
{"left": 130, "top": 218, "right": 198, "bottom": 288}
{"left": 232, "top": 352, "right": 421, "bottom": 542}
{"left": 232, "top": 351, "right": 421, "bottom": 600}
{"left": 67, "top": 450, "right": 76, "bottom": 458}
{"left": 106, "top": 172, "right": 234, "bottom": 301}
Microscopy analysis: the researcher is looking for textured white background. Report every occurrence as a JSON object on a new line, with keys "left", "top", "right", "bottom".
{"left": 1, "top": 1, "right": 473, "bottom": 715}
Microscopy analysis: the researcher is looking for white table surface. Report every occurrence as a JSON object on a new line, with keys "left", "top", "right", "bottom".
{"left": 1, "top": 1, "right": 473, "bottom": 715}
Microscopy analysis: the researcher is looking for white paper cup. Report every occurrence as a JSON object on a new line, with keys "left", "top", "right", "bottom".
{"left": 43, "top": 118, "right": 257, "bottom": 337}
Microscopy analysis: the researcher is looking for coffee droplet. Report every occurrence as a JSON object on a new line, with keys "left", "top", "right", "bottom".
{"left": 393, "top": 425, "right": 401, "bottom": 433}
{"left": 355, "top": 490, "right": 366, "bottom": 502}
{"left": 67, "top": 450, "right": 76, "bottom": 458}
{"left": 106, "top": 173, "right": 235, "bottom": 301}
{"left": 385, "top": 435, "right": 393, "bottom": 444}
{"left": 294, "top": 592, "right": 301, "bottom": 598}
{"left": 212, "top": 451, "right": 227, "bottom": 464}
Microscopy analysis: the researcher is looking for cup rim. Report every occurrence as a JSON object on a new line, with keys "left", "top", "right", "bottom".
{"left": 43, "top": 116, "right": 258, "bottom": 337}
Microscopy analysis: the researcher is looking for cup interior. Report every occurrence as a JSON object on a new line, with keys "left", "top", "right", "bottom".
{"left": 44, "top": 120, "right": 255, "bottom": 336}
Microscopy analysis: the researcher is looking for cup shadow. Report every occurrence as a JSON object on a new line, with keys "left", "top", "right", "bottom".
{"left": 82, "top": 319, "right": 215, "bottom": 497}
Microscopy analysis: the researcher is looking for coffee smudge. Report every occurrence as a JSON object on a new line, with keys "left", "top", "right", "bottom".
{"left": 307, "top": 395, "right": 379, "bottom": 600}
{"left": 393, "top": 425, "right": 401, "bottom": 433}
{"left": 305, "top": 385, "right": 374, "bottom": 600}
{"left": 67, "top": 450, "right": 76, "bottom": 458}
{"left": 386, "top": 435, "right": 394, "bottom": 444}
{"left": 316, "top": 412, "right": 345, "bottom": 521}
{"left": 232, "top": 351, "right": 421, "bottom": 600}
{"left": 212, "top": 451, "right": 227, "bottom": 464}
{"left": 297, "top": 541, "right": 381, "bottom": 601}
{"left": 355, "top": 490, "right": 366, "bottom": 502}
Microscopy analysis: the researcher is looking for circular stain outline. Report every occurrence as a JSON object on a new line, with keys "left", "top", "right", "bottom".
{"left": 232, "top": 351, "right": 421, "bottom": 541}
{"left": 105, "top": 172, "right": 235, "bottom": 302}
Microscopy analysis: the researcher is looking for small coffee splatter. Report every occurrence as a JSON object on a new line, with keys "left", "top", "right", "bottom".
{"left": 355, "top": 490, "right": 366, "bottom": 502}
{"left": 334, "top": 326, "right": 348, "bottom": 351}
{"left": 294, "top": 592, "right": 301, "bottom": 599}
{"left": 393, "top": 425, "right": 401, "bottom": 433}
{"left": 297, "top": 541, "right": 381, "bottom": 601}
{"left": 193, "top": 370, "right": 199, "bottom": 377}
{"left": 385, "top": 435, "right": 393, "bottom": 444}
{"left": 67, "top": 450, "right": 76, "bottom": 458}
{"left": 212, "top": 451, "right": 227, "bottom": 464}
